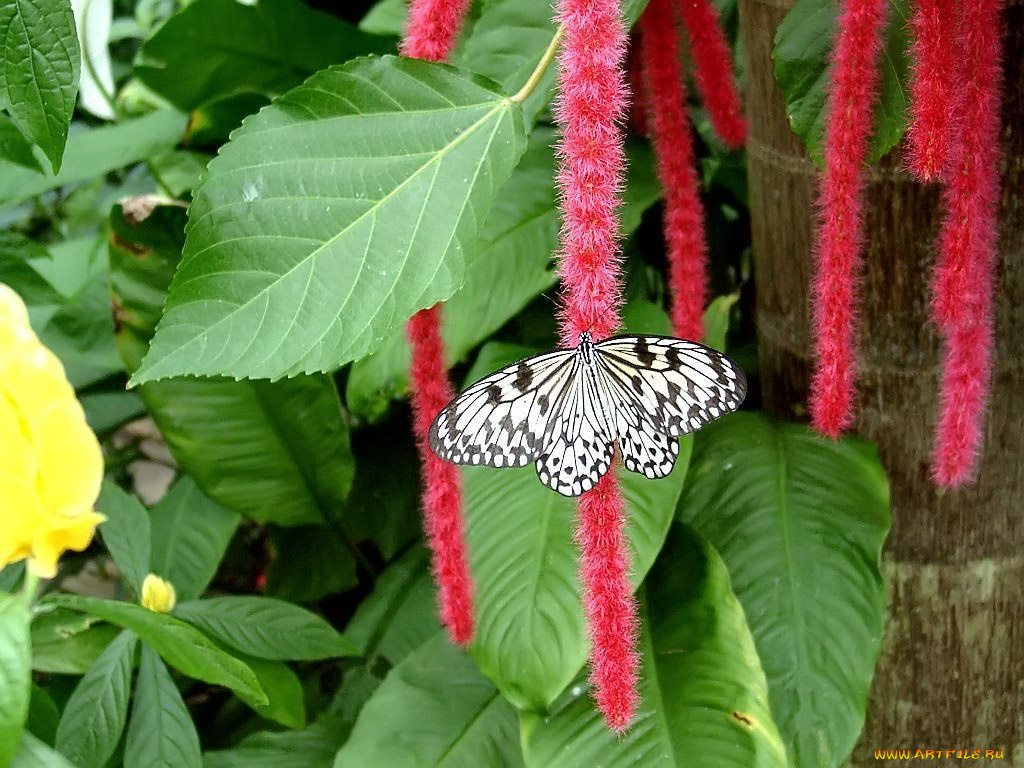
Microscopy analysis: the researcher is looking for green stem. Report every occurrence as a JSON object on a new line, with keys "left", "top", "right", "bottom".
{"left": 512, "top": 25, "right": 565, "bottom": 104}
{"left": 20, "top": 569, "right": 39, "bottom": 607}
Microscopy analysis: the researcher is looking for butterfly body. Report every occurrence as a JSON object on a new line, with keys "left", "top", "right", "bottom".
{"left": 429, "top": 333, "right": 746, "bottom": 497}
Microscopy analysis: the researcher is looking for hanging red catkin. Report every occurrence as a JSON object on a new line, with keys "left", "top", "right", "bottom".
{"left": 640, "top": 0, "right": 708, "bottom": 341}
{"left": 930, "top": 0, "right": 1004, "bottom": 487}
{"left": 554, "top": 0, "right": 638, "bottom": 731}
{"left": 808, "top": 0, "right": 889, "bottom": 439}
{"left": 401, "top": 0, "right": 475, "bottom": 646}
{"left": 906, "top": 0, "right": 959, "bottom": 181}
{"left": 675, "top": 0, "right": 746, "bottom": 149}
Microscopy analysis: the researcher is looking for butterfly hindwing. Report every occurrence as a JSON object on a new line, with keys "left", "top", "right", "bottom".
{"left": 429, "top": 349, "right": 575, "bottom": 469}
{"left": 594, "top": 335, "right": 746, "bottom": 437}
{"left": 535, "top": 362, "right": 617, "bottom": 496}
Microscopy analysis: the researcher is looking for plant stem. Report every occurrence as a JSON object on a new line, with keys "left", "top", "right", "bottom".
{"left": 20, "top": 569, "right": 39, "bottom": 607}
{"left": 512, "top": 25, "right": 565, "bottom": 104}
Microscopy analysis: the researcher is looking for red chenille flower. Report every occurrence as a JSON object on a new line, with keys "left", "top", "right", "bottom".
{"left": 906, "top": 0, "right": 959, "bottom": 181}
{"left": 554, "top": 0, "right": 639, "bottom": 731}
{"left": 402, "top": 0, "right": 476, "bottom": 645}
{"left": 808, "top": 0, "right": 889, "bottom": 438}
{"left": 640, "top": 0, "right": 709, "bottom": 341}
{"left": 930, "top": 0, "right": 1004, "bottom": 486}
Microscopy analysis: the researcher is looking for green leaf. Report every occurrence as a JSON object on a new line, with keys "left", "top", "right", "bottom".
{"left": 204, "top": 716, "right": 348, "bottom": 768}
{"left": 346, "top": 133, "right": 662, "bottom": 421}
{"left": 124, "top": 646, "right": 202, "bottom": 768}
{"left": 12, "top": 732, "right": 76, "bottom": 768}
{"left": 131, "top": 55, "right": 527, "bottom": 384}
{"left": 241, "top": 657, "right": 306, "bottom": 730}
{"left": 342, "top": 546, "right": 439, "bottom": 667}
{"left": 0, "top": 110, "right": 186, "bottom": 207}
{"left": 109, "top": 200, "right": 356, "bottom": 527}
{"left": 96, "top": 481, "right": 151, "bottom": 595}
{"left": 0, "top": 593, "right": 31, "bottom": 768}
{"left": 135, "top": 0, "right": 391, "bottom": 110}
{"left": 0, "top": 233, "right": 60, "bottom": 307}
{"left": 359, "top": 0, "right": 405, "bottom": 36}
{"left": 455, "top": 0, "right": 557, "bottom": 125}
{"left": 772, "top": 0, "right": 910, "bottom": 167}
{"left": 263, "top": 526, "right": 357, "bottom": 603}
{"left": 24, "top": 685, "right": 58, "bottom": 746}
{"left": 521, "top": 524, "right": 788, "bottom": 768}
{"left": 463, "top": 436, "right": 691, "bottom": 710}
{"left": 333, "top": 634, "right": 523, "bottom": 768}
{"left": 80, "top": 391, "right": 146, "bottom": 434}
{"left": 149, "top": 476, "right": 240, "bottom": 603}
{"left": 174, "top": 597, "right": 358, "bottom": 661}
{"left": 677, "top": 413, "right": 890, "bottom": 768}
{"left": 0, "top": 114, "right": 43, "bottom": 172}
{"left": 29, "top": 609, "right": 119, "bottom": 675}
{"left": 703, "top": 293, "right": 739, "bottom": 352}
{"left": 43, "top": 595, "right": 267, "bottom": 707}
{"left": 55, "top": 629, "right": 137, "bottom": 768}
{"left": 0, "top": 0, "right": 80, "bottom": 172}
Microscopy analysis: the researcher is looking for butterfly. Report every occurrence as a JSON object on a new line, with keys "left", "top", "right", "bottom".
{"left": 429, "top": 332, "right": 746, "bottom": 496}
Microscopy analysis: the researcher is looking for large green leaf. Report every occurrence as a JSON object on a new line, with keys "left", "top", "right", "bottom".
{"left": 263, "top": 526, "right": 358, "bottom": 603}
{"left": 109, "top": 200, "right": 355, "bottom": 527}
{"left": 148, "top": 476, "right": 240, "bottom": 603}
{"left": 204, "top": 716, "right": 348, "bottom": 768}
{"left": 12, "top": 732, "right": 76, "bottom": 768}
{"left": 0, "top": 0, "right": 80, "bottom": 172}
{"left": 677, "top": 413, "right": 890, "bottom": 768}
{"left": 239, "top": 656, "right": 305, "bottom": 730}
{"left": 55, "top": 630, "right": 137, "bottom": 768}
{"left": 0, "top": 594, "right": 31, "bottom": 768}
{"left": 332, "top": 634, "right": 523, "bottom": 768}
{"left": 96, "top": 481, "right": 151, "bottom": 596}
{"left": 173, "top": 597, "right": 358, "bottom": 661}
{"left": 341, "top": 546, "right": 440, "bottom": 668}
{"left": 346, "top": 134, "right": 662, "bottom": 421}
{"left": 124, "top": 647, "right": 201, "bottom": 768}
{"left": 463, "top": 454, "right": 689, "bottom": 712}
{"left": 135, "top": 0, "right": 390, "bottom": 110}
{"left": 43, "top": 595, "right": 267, "bottom": 708}
{"left": 132, "top": 55, "right": 527, "bottom": 384}
{"left": 772, "top": 0, "right": 910, "bottom": 167}
{"left": 0, "top": 110, "right": 186, "bottom": 207}
{"left": 522, "top": 523, "right": 788, "bottom": 768}
{"left": 29, "top": 609, "right": 119, "bottom": 675}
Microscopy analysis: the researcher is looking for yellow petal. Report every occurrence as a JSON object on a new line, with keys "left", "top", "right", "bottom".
{"left": 141, "top": 574, "right": 177, "bottom": 613}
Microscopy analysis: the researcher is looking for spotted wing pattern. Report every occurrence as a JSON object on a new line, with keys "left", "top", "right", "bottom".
{"left": 429, "top": 349, "right": 575, "bottom": 470}
{"left": 429, "top": 333, "right": 746, "bottom": 497}
{"left": 534, "top": 361, "right": 616, "bottom": 496}
{"left": 595, "top": 335, "right": 747, "bottom": 437}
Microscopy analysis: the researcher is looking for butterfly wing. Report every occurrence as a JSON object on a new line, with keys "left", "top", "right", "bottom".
{"left": 534, "top": 360, "right": 617, "bottom": 496}
{"left": 595, "top": 335, "right": 747, "bottom": 438}
{"left": 429, "top": 349, "right": 576, "bottom": 469}
{"left": 613, "top": 397, "right": 681, "bottom": 478}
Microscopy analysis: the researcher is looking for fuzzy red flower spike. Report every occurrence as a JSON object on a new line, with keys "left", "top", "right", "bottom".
{"left": 553, "top": 0, "right": 639, "bottom": 731}
{"left": 401, "top": 0, "right": 476, "bottom": 646}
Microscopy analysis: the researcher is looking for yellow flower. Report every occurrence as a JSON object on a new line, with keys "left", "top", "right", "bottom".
{"left": 140, "top": 574, "right": 176, "bottom": 613}
{"left": 0, "top": 283, "right": 105, "bottom": 578}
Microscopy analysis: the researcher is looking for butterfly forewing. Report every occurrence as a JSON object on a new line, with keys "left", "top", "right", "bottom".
{"left": 594, "top": 335, "right": 746, "bottom": 437}
{"left": 429, "top": 349, "right": 575, "bottom": 469}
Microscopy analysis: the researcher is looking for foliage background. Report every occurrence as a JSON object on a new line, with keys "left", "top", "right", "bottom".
{"left": 0, "top": 0, "right": 895, "bottom": 766}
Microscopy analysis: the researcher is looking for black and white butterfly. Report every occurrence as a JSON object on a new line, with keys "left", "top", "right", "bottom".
{"left": 429, "top": 332, "right": 746, "bottom": 497}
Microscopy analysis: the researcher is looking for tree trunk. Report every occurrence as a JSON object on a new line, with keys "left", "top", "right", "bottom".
{"left": 738, "top": 0, "right": 1023, "bottom": 761}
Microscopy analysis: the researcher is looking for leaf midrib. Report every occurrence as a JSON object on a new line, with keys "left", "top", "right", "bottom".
{"left": 771, "top": 429, "right": 811, "bottom": 730}
{"left": 140, "top": 95, "right": 511, "bottom": 381}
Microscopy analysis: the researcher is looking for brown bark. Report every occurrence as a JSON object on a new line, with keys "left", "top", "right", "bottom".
{"left": 738, "top": 0, "right": 1023, "bottom": 761}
